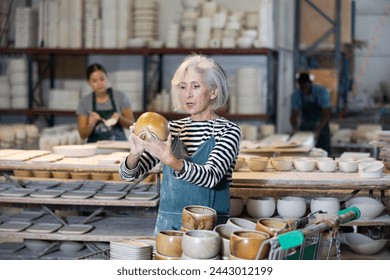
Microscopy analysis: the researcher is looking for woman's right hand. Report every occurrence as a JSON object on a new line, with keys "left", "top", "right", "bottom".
{"left": 88, "top": 112, "right": 101, "bottom": 126}
{"left": 128, "top": 125, "right": 145, "bottom": 158}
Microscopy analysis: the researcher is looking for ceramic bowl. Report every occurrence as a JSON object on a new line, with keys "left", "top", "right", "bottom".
{"left": 226, "top": 217, "right": 257, "bottom": 230}
{"left": 359, "top": 162, "right": 384, "bottom": 179}
{"left": 246, "top": 196, "right": 276, "bottom": 218}
{"left": 230, "top": 196, "right": 244, "bottom": 217}
{"left": 277, "top": 196, "right": 307, "bottom": 219}
{"left": 343, "top": 233, "right": 387, "bottom": 255}
{"left": 213, "top": 224, "right": 237, "bottom": 257}
{"left": 181, "top": 253, "right": 219, "bottom": 260}
{"left": 181, "top": 205, "right": 217, "bottom": 230}
{"left": 156, "top": 230, "right": 183, "bottom": 257}
{"left": 52, "top": 171, "right": 70, "bottom": 179}
{"left": 255, "top": 218, "right": 288, "bottom": 237}
{"left": 32, "top": 170, "right": 52, "bottom": 178}
{"left": 310, "top": 197, "right": 340, "bottom": 214}
{"left": 345, "top": 197, "right": 385, "bottom": 219}
{"left": 270, "top": 157, "right": 293, "bottom": 171}
{"left": 230, "top": 230, "right": 270, "bottom": 259}
{"left": 247, "top": 157, "right": 269, "bottom": 171}
{"left": 182, "top": 230, "right": 220, "bottom": 259}
{"left": 14, "top": 170, "right": 33, "bottom": 177}
{"left": 293, "top": 158, "right": 316, "bottom": 172}
{"left": 234, "top": 157, "right": 246, "bottom": 171}
{"left": 134, "top": 112, "right": 169, "bottom": 141}
{"left": 316, "top": 158, "right": 337, "bottom": 172}
{"left": 91, "top": 172, "right": 112, "bottom": 181}
{"left": 337, "top": 159, "right": 358, "bottom": 173}
{"left": 154, "top": 251, "right": 181, "bottom": 260}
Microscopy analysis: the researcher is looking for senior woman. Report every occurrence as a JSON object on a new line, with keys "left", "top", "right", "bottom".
{"left": 119, "top": 54, "right": 241, "bottom": 233}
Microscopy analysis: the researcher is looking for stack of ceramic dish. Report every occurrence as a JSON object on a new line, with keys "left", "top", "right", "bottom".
{"left": 48, "top": 89, "right": 80, "bottom": 110}
{"left": 8, "top": 58, "right": 33, "bottom": 109}
{"left": 14, "top": 7, "right": 38, "bottom": 47}
{"left": 110, "top": 240, "right": 153, "bottom": 260}
{"left": 110, "top": 70, "right": 143, "bottom": 112}
{"left": 132, "top": 0, "right": 159, "bottom": 45}
{"left": 84, "top": 0, "right": 102, "bottom": 48}
{"left": 0, "top": 75, "right": 10, "bottom": 109}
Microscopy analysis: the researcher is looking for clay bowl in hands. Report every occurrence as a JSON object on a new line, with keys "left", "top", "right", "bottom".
{"left": 134, "top": 112, "right": 169, "bottom": 141}
{"left": 182, "top": 205, "right": 217, "bottom": 230}
{"left": 246, "top": 196, "right": 276, "bottom": 219}
{"left": 230, "top": 230, "right": 270, "bottom": 260}
{"left": 182, "top": 230, "right": 220, "bottom": 259}
{"left": 277, "top": 196, "right": 307, "bottom": 219}
{"left": 255, "top": 218, "right": 289, "bottom": 237}
{"left": 310, "top": 197, "right": 340, "bottom": 214}
{"left": 156, "top": 230, "right": 184, "bottom": 257}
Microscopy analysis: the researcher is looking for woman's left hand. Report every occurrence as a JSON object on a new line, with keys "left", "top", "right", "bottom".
{"left": 142, "top": 128, "right": 174, "bottom": 165}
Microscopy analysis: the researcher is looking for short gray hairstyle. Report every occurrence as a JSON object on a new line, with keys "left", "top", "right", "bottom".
{"left": 171, "top": 54, "right": 229, "bottom": 112}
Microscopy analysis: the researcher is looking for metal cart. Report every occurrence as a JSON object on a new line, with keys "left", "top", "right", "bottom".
{"left": 256, "top": 207, "right": 361, "bottom": 260}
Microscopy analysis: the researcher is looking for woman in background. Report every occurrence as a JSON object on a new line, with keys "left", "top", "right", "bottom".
{"left": 120, "top": 54, "right": 241, "bottom": 234}
{"left": 76, "top": 63, "right": 135, "bottom": 143}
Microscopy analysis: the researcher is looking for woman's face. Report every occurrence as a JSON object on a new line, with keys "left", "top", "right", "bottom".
{"left": 178, "top": 68, "right": 217, "bottom": 120}
{"left": 88, "top": 70, "right": 109, "bottom": 94}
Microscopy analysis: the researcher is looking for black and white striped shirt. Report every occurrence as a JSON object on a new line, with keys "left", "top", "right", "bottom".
{"left": 119, "top": 117, "right": 241, "bottom": 188}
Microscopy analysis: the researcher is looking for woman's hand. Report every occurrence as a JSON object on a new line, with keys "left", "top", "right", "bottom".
{"left": 88, "top": 112, "right": 101, "bottom": 127}
{"left": 128, "top": 125, "right": 145, "bottom": 158}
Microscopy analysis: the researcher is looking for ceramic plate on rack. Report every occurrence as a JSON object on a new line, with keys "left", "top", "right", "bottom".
{"left": 0, "top": 150, "right": 50, "bottom": 162}
{"left": 0, "top": 242, "right": 25, "bottom": 253}
{"left": 24, "top": 181, "right": 60, "bottom": 190}
{"left": 58, "top": 224, "right": 94, "bottom": 235}
{"left": 30, "top": 154, "right": 65, "bottom": 163}
{"left": 125, "top": 191, "right": 159, "bottom": 201}
{"left": 93, "top": 191, "right": 127, "bottom": 200}
{"left": 9, "top": 210, "right": 44, "bottom": 222}
{"left": 0, "top": 221, "right": 32, "bottom": 232}
{"left": 57, "top": 182, "right": 82, "bottom": 191}
{"left": 26, "top": 223, "right": 63, "bottom": 233}
{"left": 0, "top": 188, "right": 35, "bottom": 197}
{"left": 30, "top": 189, "right": 65, "bottom": 198}
{"left": 61, "top": 190, "right": 96, "bottom": 199}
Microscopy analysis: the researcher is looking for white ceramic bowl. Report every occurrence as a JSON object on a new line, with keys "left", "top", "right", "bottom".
{"left": 345, "top": 197, "right": 385, "bottom": 219}
{"left": 230, "top": 196, "right": 244, "bottom": 217}
{"left": 337, "top": 159, "right": 358, "bottom": 173}
{"left": 247, "top": 157, "right": 268, "bottom": 171}
{"left": 213, "top": 224, "right": 237, "bottom": 257}
{"left": 270, "top": 157, "right": 293, "bottom": 171}
{"left": 310, "top": 197, "right": 340, "bottom": 214}
{"left": 226, "top": 217, "right": 256, "bottom": 230}
{"left": 182, "top": 230, "right": 220, "bottom": 259}
{"left": 359, "top": 162, "right": 384, "bottom": 179}
{"left": 293, "top": 158, "right": 316, "bottom": 172}
{"left": 277, "top": 196, "right": 307, "bottom": 219}
{"left": 343, "top": 233, "right": 387, "bottom": 255}
{"left": 246, "top": 196, "right": 276, "bottom": 218}
{"left": 316, "top": 158, "right": 337, "bottom": 172}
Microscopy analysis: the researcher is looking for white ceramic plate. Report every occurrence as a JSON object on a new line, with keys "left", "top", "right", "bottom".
{"left": 25, "top": 181, "right": 59, "bottom": 190}
{"left": 0, "top": 242, "right": 25, "bottom": 252}
{"left": 94, "top": 191, "right": 127, "bottom": 200}
{"left": 58, "top": 224, "right": 94, "bottom": 235}
{"left": 0, "top": 189, "right": 35, "bottom": 197}
{"left": 0, "top": 221, "right": 32, "bottom": 232}
{"left": 61, "top": 191, "right": 96, "bottom": 199}
{"left": 26, "top": 223, "right": 63, "bottom": 233}
{"left": 30, "top": 189, "right": 65, "bottom": 198}
{"left": 125, "top": 191, "right": 159, "bottom": 201}
{"left": 30, "top": 154, "right": 65, "bottom": 163}
{"left": 9, "top": 210, "right": 44, "bottom": 222}
{"left": 53, "top": 145, "right": 97, "bottom": 157}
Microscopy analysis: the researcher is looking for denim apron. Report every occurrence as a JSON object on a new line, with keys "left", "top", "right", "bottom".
{"left": 154, "top": 122, "right": 230, "bottom": 235}
{"left": 87, "top": 88, "right": 126, "bottom": 143}
{"left": 299, "top": 93, "right": 331, "bottom": 154}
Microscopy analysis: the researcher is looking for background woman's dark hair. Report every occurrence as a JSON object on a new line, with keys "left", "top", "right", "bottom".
{"left": 86, "top": 63, "right": 108, "bottom": 80}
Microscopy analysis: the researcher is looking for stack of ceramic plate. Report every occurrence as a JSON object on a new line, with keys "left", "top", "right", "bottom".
{"left": 110, "top": 70, "right": 143, "bottom": 112}
{"left": 132, "top": 237, "right": 156, "bottom": 259}
{"left": 0, "top": 76, "right": 11, "bottom": 109}
{"left": 14, "top": 7, "right": 38, "bottom": 47}
{"left": 110, "top": 240, "right": 153, "bottom": 260}
{"left": 132, "top": 0, "right": 159, "bottom": 45}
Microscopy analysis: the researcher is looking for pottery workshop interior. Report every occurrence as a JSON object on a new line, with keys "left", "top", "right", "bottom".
{"left": 0, "top": 0, "right": 389, "bottom": 262}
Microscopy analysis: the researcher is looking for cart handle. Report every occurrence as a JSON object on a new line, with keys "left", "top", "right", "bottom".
{"left": 337, "top": 207, "right": 361, "bottom": 223}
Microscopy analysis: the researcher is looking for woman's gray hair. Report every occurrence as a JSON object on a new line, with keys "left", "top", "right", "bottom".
{"left": 171, "top": 54, "right": 229, "bottom": 112}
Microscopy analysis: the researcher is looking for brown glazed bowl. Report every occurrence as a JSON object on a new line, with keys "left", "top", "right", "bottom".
{"left": 182, "top": 205, "right": 217, "bottom": 230}
{"left": 230, "top": 230, "right": 270, "bottom": 260}
{"left": 156, "top": 230, "right": 184, "bottom": 257}
{"left": 134, "top": 112, "right": 170, "bottom": 141}
{"left": 154, "top": 251, "right": 181, "bottom": 260}
{"left": 255, "top": 218, "right": 289, "bottom": 237}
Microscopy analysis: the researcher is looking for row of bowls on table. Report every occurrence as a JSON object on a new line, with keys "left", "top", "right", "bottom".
{"left": 231, "top": 196, "right": 385, "bottom": 220}
{"left": 236, "top": 156, "right": 384, "bottom": 175}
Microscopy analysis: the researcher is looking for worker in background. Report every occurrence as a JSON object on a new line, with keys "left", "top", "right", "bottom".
{"left": 77, "top": 63, "right": 135, "bottom": 143}
{"left": 290, "top": 72, "right": 332, "bottom": 155}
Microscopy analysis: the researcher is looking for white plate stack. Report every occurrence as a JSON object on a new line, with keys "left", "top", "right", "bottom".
{"left": 101, "top": 0, "right": 118, "bottom": 48}
{"left": 110, "top": 240, "right": 153, "bottom": 260}
{"left": 236, "top": 67, "right": 267, "bottom": 115}
{"left": 0, "top": 76, "right": 10, "bottom": 109}
{"left": 15, "top": 7, "right": 38, "bottom": 48}
{"left": 8, "top": 58, "right": 30, "bottom": 109}
{"left": 110, "top": 70, "right": 144, "bottom": 112}
{"left": 84, "top": 0, "right": 102, "bottom": 48}
{"left": 132, "top": 0, "right": 159, "bottom": 45}
{"left": 48, "top": 89, "right": 80, "bottom": 110}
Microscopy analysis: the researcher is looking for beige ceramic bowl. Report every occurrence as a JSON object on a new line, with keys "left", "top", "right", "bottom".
{"left": 52, "top": 171, "right": 70, "bottom": 179}
{"left": 14, "top": 170, "right": 33, "bottom": 177}
{"left": 213, "top": 224, "right": 237, "bottom": 257}
{"left": 182, "top": 205, "right": 217, "bottom": 230}
{"left": 230, "top": 230, "right": 270, "bottom": 259}
{"left": 182, "top": 230, "right": 220, "bottom": 259}
{"left": 230, "top": 196, "right": 244, "bottom": 217}
{"left": 154, "top": 251, "right": 181, "bottom": 260}
{"left": 247, "top": 157, "right": 269, "bottom": 171}
{"left": 270, "top": 157, "right": 293, "bottom": 171}
{"left": 226, "top": 217, "right": 256, "bottom": 230}
{"left": 134, "top": 112, "right": 170, "bottom": 141}
{"left": 32, "top": 170, "right": 52, "bottom": 178}
{"left": 293, "top": 158, "right": 316, "bottom": 172}
{"left": 255, "top": 218, "right": 289, "bottom": 237}
{"left": 156, "top": 230, "right": 184, "bottom": 257}
{"left": 91, "top": 172, "right": 112, "bottom": 181}
{"left": 234, "top": 157, "right": 246, "bottom": 171}
{"left": 70, "top": 172, "right": 90, "bottom": 180}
